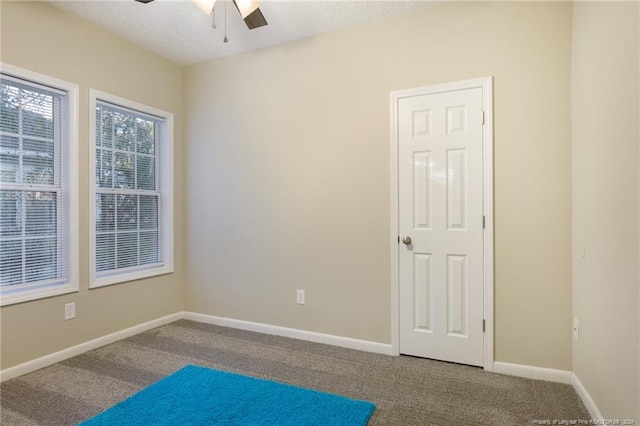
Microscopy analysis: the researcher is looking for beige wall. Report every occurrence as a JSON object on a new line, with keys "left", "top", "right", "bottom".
{"left": 0, "top": 1, "right": 185, "bottom": 369}
{"left": 0, "top": 0, "right": 581, "bottom": 377}
{"left": 571, "top": 1, "right": 640, "bottom": 420}
{"left": 185, "top": 1, "right": 573, "bottom": 370}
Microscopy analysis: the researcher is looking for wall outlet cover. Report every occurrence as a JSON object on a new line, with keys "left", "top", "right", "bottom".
{"left": 64, "top": 302, "right": 76, "bottom": 320}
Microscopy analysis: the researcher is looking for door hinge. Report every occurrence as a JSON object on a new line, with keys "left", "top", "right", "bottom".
{"left": 483, "top": 319, "right": 486, "bottom": 332}
{"left": 398, "top": 235, "right": 400, "bottom": 243}
{"left": 482, "top": 111, "right": 485, "bottom": 125}
{"left": 482, "top": 215, "right": 485, "bottom": 229}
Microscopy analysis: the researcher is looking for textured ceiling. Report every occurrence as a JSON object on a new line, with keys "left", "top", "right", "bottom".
{"left": 48, "top": 0, "right": 434, "bottom": 65}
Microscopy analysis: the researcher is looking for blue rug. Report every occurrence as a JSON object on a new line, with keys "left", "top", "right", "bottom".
{"left": 79, "top": 365, "right": 375, "bottom": 425}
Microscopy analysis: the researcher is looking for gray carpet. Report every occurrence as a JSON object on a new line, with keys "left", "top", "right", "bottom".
{"left": 1, "top": 319, "right": 589, "bottom": 425}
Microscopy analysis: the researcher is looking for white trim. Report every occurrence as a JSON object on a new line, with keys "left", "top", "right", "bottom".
{"left": 90, "top": 90, "right": 173, "bottom": 120}
{"left": 0, "top": 63, "right": 76, "bottom": 95}
{"left": 389, "top": 83, "right": 400, "bottom": 356}
{"left": 1, "top": 307, "right": 595, "bottom": 408}
{"left": 0, "top": 63, "right": 79, "bottom": 307}
{"left": 493, "top": 362, "right": 604, "bottom": 419}
{"left": 0, "top": 313, "right": 183, "bottom": 382}
{"left": 1, "top": 311, "right": 392, "bottom": 382}
{"left": 88, "top": 89, "right": 174, "bottom": 289}
{"left": 493, "top": 361, "right": 572, "bottom": 384}
{"left": 93, "top": 267, "right": 174, "bottom": 289}
{"left": 481, "top": 77, "right": 494, "bottom": 372}
{"left": 88, "top": 90, "right": 98, "bottom": 288}
{"left": 571, "top": 373, "right": 603, "bottom": 421}
{"left": 389, "top": 77, "right": 495, "bottom": 370}
{"left": 183, "top": 312, "right": 395, "bottom": 356}
{"left": 0, "top": 283, "right": 78, "bottom": 307}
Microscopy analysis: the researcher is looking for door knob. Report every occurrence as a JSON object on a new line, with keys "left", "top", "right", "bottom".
{"left": 402, "top": 236, "right": 412, "bottom": 245}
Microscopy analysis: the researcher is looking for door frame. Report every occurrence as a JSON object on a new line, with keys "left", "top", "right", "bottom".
{"left": 389, "top": 77, "right": 494, "bottom": 371}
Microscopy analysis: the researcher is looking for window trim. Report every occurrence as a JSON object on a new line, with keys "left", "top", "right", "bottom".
{"left": 0, "top": 62, "right": 79, "bottom": 306}
{"left": 88, "top": 89, "right": 174, "bottom": 288}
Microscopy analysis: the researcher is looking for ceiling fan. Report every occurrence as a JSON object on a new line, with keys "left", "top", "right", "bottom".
{"left": 134, "top": 0, "right": 268, "bottom": 30}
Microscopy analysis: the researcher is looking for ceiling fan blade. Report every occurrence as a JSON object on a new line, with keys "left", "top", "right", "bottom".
{"left": 243, "top": 7, "right": 268, "bottom": 29}
{"left": 134, "top": 0, "right": 155, "bottom": 3}
{"left": 232, "top": 0, "right": 267, "bottom": 30}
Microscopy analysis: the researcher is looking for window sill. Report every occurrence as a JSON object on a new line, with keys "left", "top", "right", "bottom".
{"left": 0, "top": 282, "right": 79, "bottom": 307}
{"left": 90, "top": 265, "right": 174, "bottom": 289}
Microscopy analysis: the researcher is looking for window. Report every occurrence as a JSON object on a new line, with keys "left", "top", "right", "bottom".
{"left": 89, "top": 90, "right": 173, "bottom": 288}
{"left": 0, "top": 64, "right": 78, "bottom": 306}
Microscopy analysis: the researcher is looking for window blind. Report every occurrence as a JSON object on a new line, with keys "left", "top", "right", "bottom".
{"left": 94, "top": 101, "right": 164, "bottom": 278}
{"left": 0, "top": 75, "right": 68, "bottom": 289}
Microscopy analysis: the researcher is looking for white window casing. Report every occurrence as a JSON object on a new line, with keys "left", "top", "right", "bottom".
{"left": 89, "top": 90, "right": 173, "bottom": 288}
{"left": 0, "top": 63, "right": 79, "bottom": 306}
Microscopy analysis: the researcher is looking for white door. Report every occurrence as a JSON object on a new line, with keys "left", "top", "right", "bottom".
{"left": 398, "top": 85, "right": 484, "bottom": 366}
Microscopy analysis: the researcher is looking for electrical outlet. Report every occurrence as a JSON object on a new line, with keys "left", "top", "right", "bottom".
{"left": 296, "top": 289, "right": 305, "bottom": 305}
{"left": 64, "top": 302, "right": 76, "bottom": 320}
{"left": 572, "top": 317, "right": 579, "bottom": 340}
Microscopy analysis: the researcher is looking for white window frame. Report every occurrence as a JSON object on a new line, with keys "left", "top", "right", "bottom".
{"left": 89, "top": 90, "right": 174, "bottom": 288}
{"left": 0, "top": 63, "right": 79, "bottom": 306}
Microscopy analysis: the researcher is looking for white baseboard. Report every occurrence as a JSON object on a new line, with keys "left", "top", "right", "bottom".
{"left": 0, "top": 312, "right": 183, "bottom": 382}
{"left": 183, "top": 312, "right": 394, "bottom": 356}
{"left": 493, "top": 361, "right": 573, "bottom": 384}
{"left": 571, "top": 373, "right": 603, "bottom": 420}
{"left": 0, "top": 307, "right": 601, "bottom": 425}
{"left": 493, "top": 362, "right": 603, "bottom": 420}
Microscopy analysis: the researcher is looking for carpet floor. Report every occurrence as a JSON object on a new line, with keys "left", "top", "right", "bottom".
{"left": 1, "top": 319, "right": 589, "bottom": 425}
